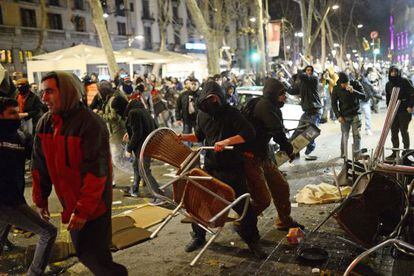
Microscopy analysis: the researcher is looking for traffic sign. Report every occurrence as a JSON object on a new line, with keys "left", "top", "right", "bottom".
{"left": 370, "top": 31, "right": 379, "bottom": 39}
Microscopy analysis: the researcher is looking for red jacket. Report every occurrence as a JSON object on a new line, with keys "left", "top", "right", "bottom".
{"left": 32, "top": 104, "right": 113, "bottom": 223}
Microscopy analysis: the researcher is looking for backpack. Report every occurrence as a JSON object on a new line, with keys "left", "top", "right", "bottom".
{"left": 240, "top": 96, "right": 262, "bottom": 124}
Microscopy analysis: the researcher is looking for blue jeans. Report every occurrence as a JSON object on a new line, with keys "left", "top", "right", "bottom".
{"left": 132, "top": 155, "right": 161, "bottom": 196}
{"left": 360, "top": 100, "right": 371, "bottom": 131}
{"left": 340, "top": 115, "right": 362, "bottom": 157}
{"left": 294, "top": 111, "right": 321, "bottom": 155}
{"left": 0, "top": 204, "right": 57, "bottom": 275}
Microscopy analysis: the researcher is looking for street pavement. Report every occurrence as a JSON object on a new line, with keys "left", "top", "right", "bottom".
{"left": 2, "top": 104, "right": 414, "bottom": 275}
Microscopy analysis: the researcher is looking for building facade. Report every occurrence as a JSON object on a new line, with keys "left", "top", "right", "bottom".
{"left": 0, "top": 0, "right": 205, "bottom": 74}
{"left": 389, "top": 0, "right": 414, "bottom": 64}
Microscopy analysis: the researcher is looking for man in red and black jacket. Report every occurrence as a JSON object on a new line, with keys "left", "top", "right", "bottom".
{"left": 32, "top": 71, "right": 127, "bottom": 275}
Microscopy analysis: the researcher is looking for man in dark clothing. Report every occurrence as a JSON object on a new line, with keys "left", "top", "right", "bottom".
{"left": 0, "top": 97, "right": 57, "bottom": 276}
{"left": 16, "top": 78, "right": 45, "bottom": 135}
{"left": 125, "top": 100, "right": 161, "bottom": 203}
{"left": 175, "top": 78, "right": 200, "bottom": 146}
{"left": 332, "top": 72, "right": 366, "bottom": 158}
{"left": 32, "top": 71, "right": 127, "bottom": 275}
{"left": 290, "top": 65, "right": 323, "bottom": 160}
{"left": 180, "top": 81, "right": 265, "bottom": 258}
{"left": 385, "top": 65, "right": 414, "bottom": 160}
{"left": 243, "top": 78, "right": 304, "bottom": 230}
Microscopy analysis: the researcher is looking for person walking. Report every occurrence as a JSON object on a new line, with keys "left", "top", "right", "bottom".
{"left": 0, "top": 97, "right": 57, "bottom": 276}
{"left": 32, "top": 71, "right": 127, "bottom": 275}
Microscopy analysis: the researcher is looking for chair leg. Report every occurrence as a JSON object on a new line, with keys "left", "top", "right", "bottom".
{"left": 190, "top": 227, "right": 223, "bottom": 266}
{"left": 150, "top": 204, "right": 182, "bottom": 239}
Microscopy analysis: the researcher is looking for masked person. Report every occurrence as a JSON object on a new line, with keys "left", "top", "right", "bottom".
{"left": 0, "top": 97, "right": 57, "bottom": 276}
{"left": 385, "top": 65, "right": 414, "bottom": 160}
{"left": 179, "top": 81, "right": 266, "bottom": 259}
{"left": 290, "top": 65, "right": 323, "bottom": 160}
{"left": 242, "top": 78, "right": 304, "bottom": 230}
{"left": 16, "top": 78, "right": 44, "bottom": 135}
{"left": 32, "top": 72, "right": 127, "bottom": 275}
{"left": 331, "top": 72, "right": 367, "bottom": 159}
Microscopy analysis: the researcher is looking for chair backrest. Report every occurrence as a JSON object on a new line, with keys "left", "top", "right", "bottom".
{"left": 141, "top": 127, "right": 192, "bottom": 168}
{"left": 183, "top": 168, "right": 236, "bottom": 228}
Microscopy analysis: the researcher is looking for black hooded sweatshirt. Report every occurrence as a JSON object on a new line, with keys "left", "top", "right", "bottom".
{"left": 291, "top": 66, "right": 322, "bottom": 113}
{"left": 195, "top": 81, "right": 255, "bottom": 171}
{"left": 0, "top": 119, "right": 32, "bottom": 206}
{"left": 385, "top": 65, "right": 414, "bottom": 113}
{"left": 244, "top": 78, "right": 293, "bottom": 159}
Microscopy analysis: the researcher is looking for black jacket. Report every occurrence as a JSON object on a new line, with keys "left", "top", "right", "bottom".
{"left": 0, "top": 119, "right": 32, "bottom": 206}
{"left": 245, "top": 79, "right": 293, "bottom": 159}
{"left": 21, "top": 91, "right": 45, "bottom": 128}
{"left": 126, "top": 102, "right": 157, "bottom": 154}
{"left": 291, "top": 71, "right": 322, "bottom": 113}
{"left": 359, "top": 76, "right": 376, "bottom": 102}
{"left": 331, "top": 80, "right": 366, "bottom": 118}
{"left": 195, "top": 82, "right": 255, "bottom": 171}
{"left": 175, "top": 89, "right": 200, "bottom": 124}
{"left": 385, "top": 66, "right": 414, "bottom": 113}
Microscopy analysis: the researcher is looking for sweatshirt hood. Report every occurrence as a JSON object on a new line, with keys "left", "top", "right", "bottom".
{"left": 197, "top": 81, "right": 226, "bottom": 106}
{"left": 55, "top": 71, "right": 83, "bottom": 113}
{"left": 262, "top": 78, "right": 285, "bottom": 105}
{"left": 389, "top": 65, "right": 401, "bottom": 83}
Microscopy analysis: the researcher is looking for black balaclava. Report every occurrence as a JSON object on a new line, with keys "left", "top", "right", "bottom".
{"left": 389, "top": 65, "right": 401, "bottom": 84}
{"left": 18, "top": 84, "right": 30, "bottom": 96}
{"left": 197, "top": 81, "right": 226, "bottom": 117}
{"left": 122, "top": 83, "right": 133, "bottom": 95}
{"left": 262, "top": 78, "right": 286, "bottom": 108}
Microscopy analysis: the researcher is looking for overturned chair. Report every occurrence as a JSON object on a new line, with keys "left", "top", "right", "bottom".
{"left": 139, "top": 127, "right": 250, "bottom": 266}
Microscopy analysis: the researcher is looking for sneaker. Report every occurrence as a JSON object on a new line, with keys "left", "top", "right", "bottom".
{"left": 112, "top": 181, "right": 116, "bottom": 187}
{"left": 184, "top": 238, "right": 206, "bottom": 252}
{"left": 129, "top": 192, "right": 139, "bottom": 198}
{"left": 276, "top": 220, "right": 305, "bottom": 231}
{"left": 305, "top": 155, "right": 318, "bottom": 161}
{"left": 366, "top": 130, "right": 373, "bottom": 136}
{"left": 148, "top": 197, "right": 166, "bottom": 206}
{"left": 247, "top": 241, "right": 267, "bottom": 259}
{"left": 385, "top": 153, "right": 396, "bottom": 161}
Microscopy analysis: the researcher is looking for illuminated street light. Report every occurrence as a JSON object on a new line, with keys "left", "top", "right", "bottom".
{"left": 331, "top": 49, "right": 337, "bottom": 56}
{"left": 332, "top": 4, "right": 340, "bottom": 10}
{"left": 333, "top": 43, "right": 340, "bottom": 48}
{"left": 352, "top": 49, "right": 357, "bottom": 53}
{"left": 357, "top": 24, "right": 363, "bottom": 29}
{"left": 294, "top": 32, "right": 304, "bottom": 38}
{"left": 373, "top": 48, "right": 380, "bottom": 55}
{"left": 346, "top": 53, "right": 351, "bottom": 59}
{"left": 286, "top": 45, "right": 291, "bottom": 50}
{"left": 103, "top": 12, "right": 109, "bottom": 18}
{"left": 135, "top": 35, "right": 144, "bottom": 40}
{"left": 249, "top": 17, "right": 257, "bottom": 23}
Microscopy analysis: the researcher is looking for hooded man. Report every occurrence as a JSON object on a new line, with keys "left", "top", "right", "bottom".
{"left": 331, "top": 72, "right": 366, "bottom": 158}
{"left": 0, "top": 97, "right": 57, "bottom": 276}
{"left": 242, "top": 78, "right": 304, "bottom": 230}
{"left": 179, "top": 81, "right": 265, "bottom": 258}
{"left": 385, "top": 65, "right": 414, "bottom": 160}
{"left": 290, "top": 65, "right": 323, "bottom": 160}
{"left": 32, "top": 71, "right": 127, "bottom": 275}
{"left": 15, "top": 78, "right": 45, "bottom": 135}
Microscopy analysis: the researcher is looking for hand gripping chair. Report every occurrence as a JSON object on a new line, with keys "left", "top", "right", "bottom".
{"left": 139, "top": 128, "right": 250, "bottom": 266}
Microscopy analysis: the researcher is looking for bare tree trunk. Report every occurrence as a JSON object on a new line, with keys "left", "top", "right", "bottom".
{"left": 186, "top": 0, "right": 220, "bottom": 75}
{"left": 89, "top": 0, "right": 119, "bottom": 78}
{"left": 305, "top": 0, "right": 314, "bottom": 58}
{"left": 34, "top": 0, "right": 47, "bottom": 55}
{"left": 294, "top": 0, "right": 307, "bottom": 54}
{"left": 321, "top": 20, "right": 326, "bottom": 69}
{"left": 152, "top": 0, "right": 171, "bottom": 76}
{"left": 253, "top": 0, "right": 266, "bottom": 76}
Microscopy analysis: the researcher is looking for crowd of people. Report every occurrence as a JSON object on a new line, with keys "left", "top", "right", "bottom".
{"left": 0, "top": 59, "right": 413, "bottom": 275}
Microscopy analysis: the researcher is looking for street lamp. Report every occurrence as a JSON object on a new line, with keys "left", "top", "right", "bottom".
{"left": 249, "top": 17, "right": 257, "bottom": 23}
{"left": 333, "top": 43, "right": 340, "bottom": 48}
{"left": 294, "top": 32, "right": 304, "bottom": 38}
{"left": 357, "top": 24, "right": 363, "bottom": 29}
{"left": 103, "top": 12, "right": 109, "bottom": 18}
{"left": 331, "top": 49, "right": 337, "bottom": 56}
{"left": 332, "top": 4, "right": 340, "bottom": 10}
{"left": 135, "top": 35, "right": 144, "bottom": 40}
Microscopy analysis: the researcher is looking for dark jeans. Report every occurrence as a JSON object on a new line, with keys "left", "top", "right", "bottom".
{"left": 391, "top": 111, "right": 412, "bottom": 150}
{"left": 0, "top": 204, "right": 57, "bottom": 276}
{"left": 340, "top": 115, "right": 362, "bottom": 157}
{"left": 183, "top": 121, "right": 196, "bottom": 147}
{"left": 70, "top": 211, "right": 127, "bottom": 276}
{"left": 191, "top": 168, "right": 260, "bottom": 244}
{"left": 292, "top": 110, "right": 321, "bottom": 155}
{"left": 132, "top": 155, "right": 161, "bottom": 196}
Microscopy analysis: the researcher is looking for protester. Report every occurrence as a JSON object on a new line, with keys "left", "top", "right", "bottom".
{"left": 357, "top": 72, "right": 376, "bottom": 136}
{"left": 291, "top": 65, "right": 323, "bottom": 160}
{"left": 32, "top": 71, "right": 127, "bottom": 275}
{"left": 331, "top": 72, "right": 366, "bottom": 158}
{"left": 242, "top": 78, "right": 304, "bottom": 230}
{"left": 16, "top": 78, "right": 44, "bottom": 135}
{"left": 0, "top": 97, "right": 57, "bottom": 276}
{"left": 179, "top": 81, "right": 266, "bottom": 259}
{"left": 385, "top": 65, "right": 414, "bottom": 160}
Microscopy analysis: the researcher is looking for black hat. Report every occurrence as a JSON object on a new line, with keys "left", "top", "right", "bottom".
{"left": 338, "top": 72, "right": 349, "bottom": 84}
